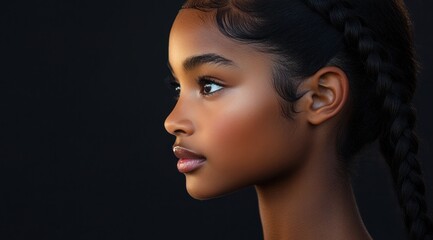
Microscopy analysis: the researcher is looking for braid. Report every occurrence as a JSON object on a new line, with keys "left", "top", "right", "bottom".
{"left": 304, "top": 0, "right": 433, "bottom": 239}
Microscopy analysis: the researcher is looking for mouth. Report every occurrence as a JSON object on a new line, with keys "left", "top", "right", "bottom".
{"left": 172, "top": 145, "right": 207, "bottom": 173}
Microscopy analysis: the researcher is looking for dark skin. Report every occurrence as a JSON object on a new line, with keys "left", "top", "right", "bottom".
{"left": 165, "top": 9, "right": 373, "bottom": 240}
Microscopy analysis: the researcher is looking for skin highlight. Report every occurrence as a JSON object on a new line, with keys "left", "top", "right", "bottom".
{"left": 164, "top": 9, "right": 372, "bottom": 240}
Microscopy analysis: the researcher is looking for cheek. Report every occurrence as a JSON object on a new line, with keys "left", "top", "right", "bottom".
{"left": 202, "top": 93, "right": 295, "bottom": 179}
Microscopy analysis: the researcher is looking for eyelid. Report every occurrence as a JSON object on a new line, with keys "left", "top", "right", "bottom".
{"left": 197, "top": 76, "right": 225, "bottom": 96}
{"left": 165, "top": 73, "right": 226, "bottom": 99}
{"left": 197, "top": 75, "right": 224, "bottom": 85}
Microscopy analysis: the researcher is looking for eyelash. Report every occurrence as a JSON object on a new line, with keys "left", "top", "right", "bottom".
{"left": 164, "top": 75, "right": 180, "bottom": 100}
{"left": 166, "top": 75, "right": 225, "bottom": 99}
{"left": 198, "top": 76, "right": 224, "bottom": 96}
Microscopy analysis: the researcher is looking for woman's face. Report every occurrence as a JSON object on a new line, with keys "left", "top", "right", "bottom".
{"left": 165, "top": 9, "right": 311, "bottom": 200}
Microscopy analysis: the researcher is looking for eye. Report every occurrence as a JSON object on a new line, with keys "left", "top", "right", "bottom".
{"left": 198, "top": 77, "right": 224, "bottom": 96}
{"left": 172, "top": 83, "right": 181, "bottom": 95}
{"left": 164, "top": 74, "right": 180, "bottom": 99}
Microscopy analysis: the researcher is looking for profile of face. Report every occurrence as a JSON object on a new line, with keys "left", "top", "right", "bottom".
{"left": 164, "top": 9, "right": 315, "bottom": 200}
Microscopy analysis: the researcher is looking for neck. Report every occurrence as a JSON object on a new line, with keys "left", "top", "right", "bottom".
{"left": 255, "top": 151, "right": 372, "bottom": 240}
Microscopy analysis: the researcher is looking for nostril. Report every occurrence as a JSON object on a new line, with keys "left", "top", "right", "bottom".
{"left": 174, "top": 129, "right": 187, "bottom": 135}
{"left": 165, "top": 121, "right": 194, "bottom": 137}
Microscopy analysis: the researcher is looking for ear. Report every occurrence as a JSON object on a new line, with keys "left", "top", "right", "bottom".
{"left": 297, "top": 66, "right": 349, "bottom": 125}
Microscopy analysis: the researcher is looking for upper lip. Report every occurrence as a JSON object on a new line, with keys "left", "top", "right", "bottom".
{"left": 172, "top": 145, "right": 206, "bottom": 159}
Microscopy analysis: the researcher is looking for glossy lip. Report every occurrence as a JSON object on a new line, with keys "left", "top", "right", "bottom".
{"left": 172, "top": 145, "right": 207, "bottom": 173}
{"left": 172, "top": 145, "right": 206, "bottom": 160}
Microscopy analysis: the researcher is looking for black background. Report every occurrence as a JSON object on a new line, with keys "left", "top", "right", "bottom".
{"left": 0, "top": 1, "right": 432, "bottom": 239}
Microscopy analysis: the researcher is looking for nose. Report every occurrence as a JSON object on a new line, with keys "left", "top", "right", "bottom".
{"left": 164, "top": 99, "right": 194, "bottom": 137}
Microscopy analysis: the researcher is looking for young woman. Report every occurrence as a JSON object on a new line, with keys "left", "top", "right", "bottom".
{"left": 164, "top": 0, "right": 433, "bottom": 239}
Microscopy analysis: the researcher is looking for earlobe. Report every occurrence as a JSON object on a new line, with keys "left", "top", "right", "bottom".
{"left": 299, "top": 67, "right": 349, "bottom": 125}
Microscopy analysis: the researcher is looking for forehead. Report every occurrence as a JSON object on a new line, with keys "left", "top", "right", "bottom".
{"left": 168, "top": 9, "right": 274, "bottom": 73}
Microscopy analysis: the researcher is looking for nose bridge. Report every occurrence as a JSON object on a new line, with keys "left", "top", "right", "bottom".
{"left": 164, "top": 95, "right": 194, "bottom": 136}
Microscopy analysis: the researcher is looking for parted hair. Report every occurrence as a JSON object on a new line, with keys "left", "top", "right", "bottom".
{"left": 181, "top": 0, "right": 433, "bottom": 239}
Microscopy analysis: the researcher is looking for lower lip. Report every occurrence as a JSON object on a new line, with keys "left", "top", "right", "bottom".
{"left": 177, "top": 158, "right": 206, "bottom": 173}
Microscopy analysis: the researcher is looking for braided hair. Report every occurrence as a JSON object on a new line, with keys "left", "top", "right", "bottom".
{"left": 181, "top": 0, "right": 433, "bottom": 239}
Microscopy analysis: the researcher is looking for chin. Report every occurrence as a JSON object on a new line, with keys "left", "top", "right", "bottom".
{"left": 184, "top": 176, "right": 247, "bottom": 201}
{"left": 187, "top": 191, "right": 214, "bottom": 201}
{"left": 185, "top": 181, "right": 224, "bottom": 200}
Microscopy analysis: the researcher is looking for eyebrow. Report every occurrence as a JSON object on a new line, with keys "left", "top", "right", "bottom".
{"left": 167, "top": 53, "right": 237, "bottom": 73}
